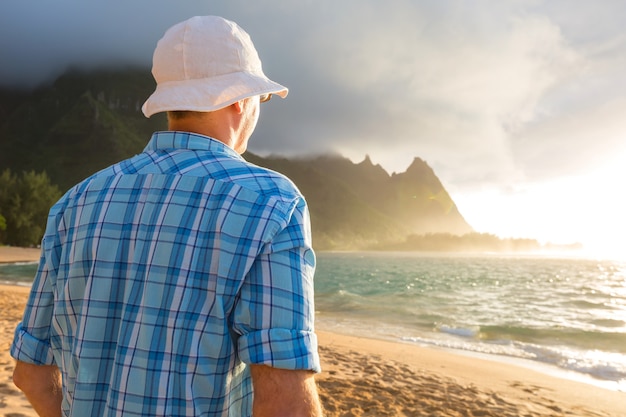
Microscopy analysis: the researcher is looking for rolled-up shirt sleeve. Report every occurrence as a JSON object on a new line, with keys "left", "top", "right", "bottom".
{"left": 233, "top": 197, "right": 320, "bottom": 372}
{"left": 11, "top": 242, "right": 58, "bottom": 366}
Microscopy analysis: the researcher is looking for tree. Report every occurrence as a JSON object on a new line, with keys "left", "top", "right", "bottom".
{"left": 0, "top": 169, "right": 61, "bottom": 246}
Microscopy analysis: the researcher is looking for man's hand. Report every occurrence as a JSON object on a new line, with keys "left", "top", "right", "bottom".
{"left": 251, "top": 365, "right": 324, "bottom": 417}
{"left": 13, "top": 361, "right": 62, "bottom": 417}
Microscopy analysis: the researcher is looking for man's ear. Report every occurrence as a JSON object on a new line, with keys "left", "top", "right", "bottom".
{"left": 233, "top": 99, "right": 245, "bottom": 114}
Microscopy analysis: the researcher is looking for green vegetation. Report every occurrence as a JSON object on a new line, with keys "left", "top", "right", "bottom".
{"left": 0, "top": 169, "right": 61, "bottom": 246}
{"left": 0, "top": 68, "right": 166, "bottom": 191}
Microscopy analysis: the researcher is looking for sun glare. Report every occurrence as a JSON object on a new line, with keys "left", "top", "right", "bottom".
{"left": 576, "top": 151, "right": 626, "bottom": 260}
{"left": 454, "top": 150, "right": 626, "bottom": 260}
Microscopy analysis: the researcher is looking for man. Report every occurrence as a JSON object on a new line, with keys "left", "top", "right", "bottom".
{"left": 11, "top": 16, "right": 324, "bottom": 417}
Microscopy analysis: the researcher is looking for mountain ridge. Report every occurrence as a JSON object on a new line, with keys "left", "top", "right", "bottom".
{"left": 0, "top": 68, "right": 473, "bottom": 250}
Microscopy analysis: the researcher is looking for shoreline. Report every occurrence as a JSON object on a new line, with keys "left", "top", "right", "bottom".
{"left": 1, "top": 286, "right": 621, "bottom": 394}
{"left": 2, "top": 247, "right": 626, "bottom": 415}
{"left": 1, "top": 284, "right": 624, "bottom": 416}
{"left": 315, "top": 330, "right": 626, "bottom": 416}
{"left": 318, "top": 318, "right": 626, "bottom": 393}
{"left": 430, "top": 339, "right": 625, "bottom": 393}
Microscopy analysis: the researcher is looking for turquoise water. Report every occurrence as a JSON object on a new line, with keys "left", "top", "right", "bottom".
{"left": 3, "top": 252, "right": 626, "bottom": 389}
{"left": 314, "top": 252, "right": 626, "bottom": 390}
{"left": 0, "top": 261, "right": 38, "bottom": 286}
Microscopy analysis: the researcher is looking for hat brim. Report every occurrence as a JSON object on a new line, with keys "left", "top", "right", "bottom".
{"left": 142, "top": 71, "right": 288, "bottom": 118}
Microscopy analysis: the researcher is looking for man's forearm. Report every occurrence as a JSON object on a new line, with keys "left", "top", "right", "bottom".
{"left": 13, "top": 361, "right": 62, "bottom": 417}
{"left": 251, "top": 365, "right": 324, "bottom": 417}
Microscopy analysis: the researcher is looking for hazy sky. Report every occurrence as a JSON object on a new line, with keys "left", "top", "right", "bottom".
{"left": 2, "top": 0, "right": 625, "bottom": 256}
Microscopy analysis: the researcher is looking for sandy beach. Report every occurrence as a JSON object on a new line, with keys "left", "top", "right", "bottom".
{"left": 1, "top": 247, "right": 625, "bottom": 416}
{"left": 0, "top": 247, "right": 40, "bottom": 264}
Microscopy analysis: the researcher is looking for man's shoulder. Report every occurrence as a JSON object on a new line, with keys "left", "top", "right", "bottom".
{"left": 57, "top": 150, "right": 304, "bottom": 208}
{"left": 226, "top": 159, "right": 303, "bottom": 202}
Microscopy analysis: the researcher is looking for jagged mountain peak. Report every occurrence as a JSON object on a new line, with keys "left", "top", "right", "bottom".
{"left": 360, "top": 154, "right": 373, "bottom": 166}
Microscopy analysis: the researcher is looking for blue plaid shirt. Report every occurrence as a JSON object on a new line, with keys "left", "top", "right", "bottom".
{"left": 11, "top": 131, "right": 320, "bottom": 417}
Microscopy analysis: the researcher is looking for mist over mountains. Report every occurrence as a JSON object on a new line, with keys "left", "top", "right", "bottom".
{"left": 0, "top": 69, "right": 475, "bottom": 250}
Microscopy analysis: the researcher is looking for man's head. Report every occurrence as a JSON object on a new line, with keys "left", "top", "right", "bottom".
{"left": 142, "top": 16, "right": 287, "bottom": 152}
{"left": 143, "top": 16, "right": 287, "bottom": 116}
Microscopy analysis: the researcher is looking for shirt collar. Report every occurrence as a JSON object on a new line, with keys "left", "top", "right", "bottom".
{"left": 144, "top": 131, "right": 244, "bottom": 161}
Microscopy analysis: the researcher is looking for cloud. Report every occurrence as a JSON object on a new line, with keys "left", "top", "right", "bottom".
{"left": 1, "top": 0, "right": 625, "bottom": 209}
{"left": 252, "top": 1, "right": 588, "bottom": 187}
{"left": 0, "top": 0, "right": 215, "bottom": 87}
{"left": 509, "top": 31, "right": 626, "bottom": 180}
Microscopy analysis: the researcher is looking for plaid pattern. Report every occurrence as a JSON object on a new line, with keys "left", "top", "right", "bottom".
{"left": 11, "top": 132, "right": 320, "bottom": 417}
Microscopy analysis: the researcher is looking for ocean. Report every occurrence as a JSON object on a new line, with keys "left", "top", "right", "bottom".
{"left": 2, "top": 251, "right": 625, "bottom": 391}
{"left": 313, "top": 252, "right": 626, "bottom": 392}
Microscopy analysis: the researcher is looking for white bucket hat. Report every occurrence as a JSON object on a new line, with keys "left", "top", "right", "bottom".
{"left": 142, "top": 16, "right": 288, "bottom": 117}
